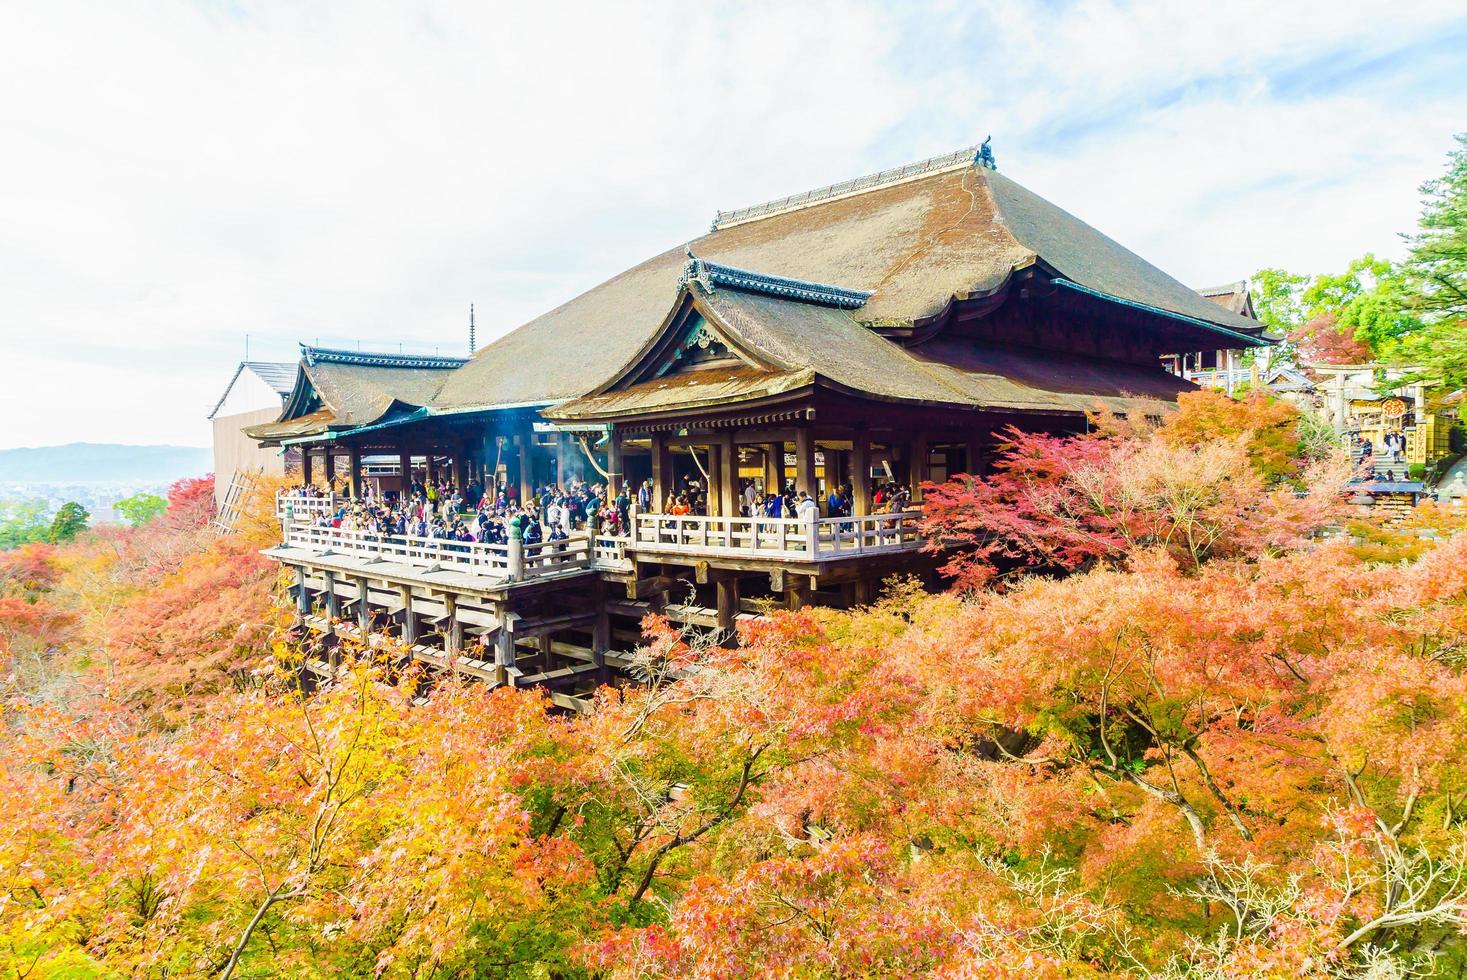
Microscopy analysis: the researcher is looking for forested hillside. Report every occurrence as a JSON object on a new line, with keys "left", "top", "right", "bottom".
{"left": 3, "top": 394, "right": 1467, "bottom": 978}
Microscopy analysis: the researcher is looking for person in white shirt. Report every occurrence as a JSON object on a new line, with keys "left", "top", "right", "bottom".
{"left": 795, "top": 491, "right": 818, "bottom": 521}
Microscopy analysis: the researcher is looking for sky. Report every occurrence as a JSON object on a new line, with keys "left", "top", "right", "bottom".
{"left": 1, "top": 0, "right": 1465, "bottom": 450}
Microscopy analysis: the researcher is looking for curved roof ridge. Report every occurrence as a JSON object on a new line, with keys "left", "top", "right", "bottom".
{"left": 711, "top": 141, "right": 994, "bottom": 231}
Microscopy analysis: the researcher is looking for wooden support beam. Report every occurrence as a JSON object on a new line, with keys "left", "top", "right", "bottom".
{"left": 494, "top": 604, "right": 518, "bottom": 686}
{"left": 764, "top": 441, "right": 784, "bottom": 493}
{"left": 356, "top": 577, "right": 371, "bottom": 634}
{"left": 911, "top": 430, "right": 929, "bottom": 501}
{"left": 302, "top": 450, "right": 314, "bottom": 488}
{"left": 443, "top": 594, "right": 461, "bottom": 672}
{"left": 398, "top": 585, "right": 417, "bottom": 643}
{"left": 785, "top": 578, "right": 811, "bottom": 611}
{"left": 324, "top": 450, "right": 337, "bottom": 489}
{"left": 650, "top": 432, "right": 669, "bottom": 513}
{"left": 592, "top": 576, "right": 610, "bottom": 683}
{"left": 295, "top": 566, "right": 310, "bottom": 620}
{"left": 322, "top": 571, "right": 338, "bottom": 619}
{"left": 606, "top": 424, "right": 623, "bottom": 493}
{"left": 398, "top": 450, "right": 412, "bottom": 493}
{"left": 348, "top": 446, "right": 362, "bottom": 498}
{"left": 795, "top": 426, "right": 816, "bottom": 501}
{"left": 716, "top": 576, "right": 740, "bottom": 634}
{"left": 452, "top": 447, "right": 467, "bottom": 491}
{"left": 706, "top": 440, "right": 723, "bottom": 517}
{"left": 514, "top": 429, "right": 534, "bottom": 504}
{"left": 716, "top": 432, "right": 738, "bottom": 518}
{"left": 964, "top": 435, "right": 985, "bottom": 477}
{"left": 851, "top": 425, "right": 871, "bottom": 517}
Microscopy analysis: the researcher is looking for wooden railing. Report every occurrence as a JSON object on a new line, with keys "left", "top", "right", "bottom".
{"left": 630, "top": 511, "right": 923, "bottom": 560}
{"left": 276, "top": 491, "right": 338, "bottom": 520}
{"left": 280, "top": 520, "right": 600, "bottom": 582}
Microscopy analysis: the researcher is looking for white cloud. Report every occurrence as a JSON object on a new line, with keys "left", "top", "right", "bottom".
{"left": 0, "top": 0, "right": 1463, "bottom": 448}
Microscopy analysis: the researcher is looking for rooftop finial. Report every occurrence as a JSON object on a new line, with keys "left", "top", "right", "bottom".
{"left": 679, "top": 246, "right": 710, "bottom": 292}
{"left": 469, "top": 303, "right": 476, "bottom": 354}
{"left": 976, "top": 136, "right": 996, "bottom": 171}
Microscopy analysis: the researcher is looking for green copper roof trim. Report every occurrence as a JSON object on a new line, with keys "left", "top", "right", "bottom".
{"left": 1050, "top": 278, "right": 1267, "bottom": 348}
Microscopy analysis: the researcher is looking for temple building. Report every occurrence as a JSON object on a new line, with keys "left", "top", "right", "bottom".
{"left": 244, "top": 142, "right": 1270, "bottom": 705}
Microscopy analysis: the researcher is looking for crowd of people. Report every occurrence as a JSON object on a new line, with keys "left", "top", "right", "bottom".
{"left": 1354, "top": 431, "right": 1412, "bottom": 483}
{"left": 278, "top": 469, "right": 922, "bottom": 549}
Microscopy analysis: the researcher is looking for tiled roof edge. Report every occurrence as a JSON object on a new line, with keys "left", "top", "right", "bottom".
{"left": 679, "top": 253, "right": 873, "bottom": 309}
{"left": 299, "top": 344, "right": 468, "bottom": 370}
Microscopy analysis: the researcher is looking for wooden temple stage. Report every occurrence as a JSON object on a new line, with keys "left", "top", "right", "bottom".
{"left": 271, "top": 492, "right": 928, "bottom": 710}
{"left": 250, "top": 142, "right": 1271, "bottom": 707}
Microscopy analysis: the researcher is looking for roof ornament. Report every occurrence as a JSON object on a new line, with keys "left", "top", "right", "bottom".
{"left": 975, "top": 136, "right": 996, "bottom": 171}
{"left": 469, "top": 303, "right": 476, "bottom": 354}
{"left": 678, "top": 246, "right": 714, "bottom": 293}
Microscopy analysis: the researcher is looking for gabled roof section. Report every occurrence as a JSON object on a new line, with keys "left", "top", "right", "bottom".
{"left": 435, "top": 142, "right": 1268, "bottom": 413}
{"left": 264, "top": 345, "right": 469, "bottom": 441}
{"left": 549, "top": 270, "right": 1187, "bottom": 423}
{"left": 1198, "top": 281, "right": 1259, "bottom": 323}
{"left": 208, "top": 360, "right": 296, "bottom": 420}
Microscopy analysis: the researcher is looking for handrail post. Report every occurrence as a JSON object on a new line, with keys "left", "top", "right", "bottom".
{"left": 508, "top": 537, "right": 524, "bottom": 582}
{"left": 805, "top": 511, "right": 819, "bottom": 559}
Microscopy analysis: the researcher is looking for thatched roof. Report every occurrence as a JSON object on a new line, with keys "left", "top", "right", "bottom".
{"left": 550, "top": 276, "right": 1185, "bottom": 422}
{"left": 436, "top": 149, "right": 1262, "bottom": 414}
{"left": 246, "top": 347, "right": 466, "bottom": 443}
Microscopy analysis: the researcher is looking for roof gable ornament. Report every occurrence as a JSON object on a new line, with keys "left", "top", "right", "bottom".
{"left": 679, "top": 250, "right": 873, "bottom": 310}
{"left": 976, "top": 135, "right": 996, "bottom": 171}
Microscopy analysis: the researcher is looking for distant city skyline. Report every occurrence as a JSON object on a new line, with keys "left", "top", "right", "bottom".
{"left": 2, "top": 0, "right": 1465, "bottom": 448}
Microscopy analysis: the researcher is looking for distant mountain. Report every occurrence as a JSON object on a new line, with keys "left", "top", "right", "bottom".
{"left": 0, "top": 443, "right": 211, "bottom": 483}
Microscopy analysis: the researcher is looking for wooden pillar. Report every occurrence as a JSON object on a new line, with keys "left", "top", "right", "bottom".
{"left": 452, "top": 446, "right": 467, "bottom": 490}
{"left": 706, "top": 442, "right": 723, "bottom": 517}
{"left": 424, "top": 451, "right": 437, "bottom": 486}
{"left": 347, "top": 446, "right": 362, "bottom": 498}
{"left": 716, "top": 575, "right": 740, "bottom": 633}
{"left": 555, "top": 432, "right": 571, "bottom": 486}
{"left": 784, "top": 578, "right": 811, "bottom": 611}
{"left": 911, "top": 430, "right": 929, "bottom": 501}
{"left": 853, "top": 578, "right": 876, "bottom": 606}
{"left": 764, "top": 441, "right": 784, "bottom": 493}
{"left": 443, "top": 594, "right": 461, "bottom": 674}
{"left": 356, "top": 578, "right": 371, "bottom": 634}
{"left": 606, "top": 425, "right": 623, "bottom": 494}
{"left": 537, "top": 633, "right": 553, "bottom": 672}
{"left": 964, "top": 435, "right": 984, "bottom": 478}
{"left": 323, "top": 571, "right": 339, "bottom": 619}
{"left": 795, "top": 427, "right": 816, "bottom": 501}
{"left": 294, "top": 566, "right": 310, "bottom": 621}
{"left": 302, "top": 450, "right": 314, "bottom": 488}
{"left": 398, "top": 586, "right": 417, "bottom": 644}
{"left": 592, "top": 577, "right": 610, "bottom": 683}
{"left": 493, "top": 603, "right": 516, "bottom": 686}
{"left": 717, "top": 433, "right": 738, "bottom": 518}
{"left": 324, "top": 449, "right": 337, "bottom": 489}
{"left": 398, "top": 449, "right": 412, "bottom": 495}
{"left": 851, "top": 426, "right": 871, "bottom": 517}
{"left": 651, "top": 432, "right": 670, "bottom": 513}
{"left": 515, "top": 429, "right": 534, "bottom": 503}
